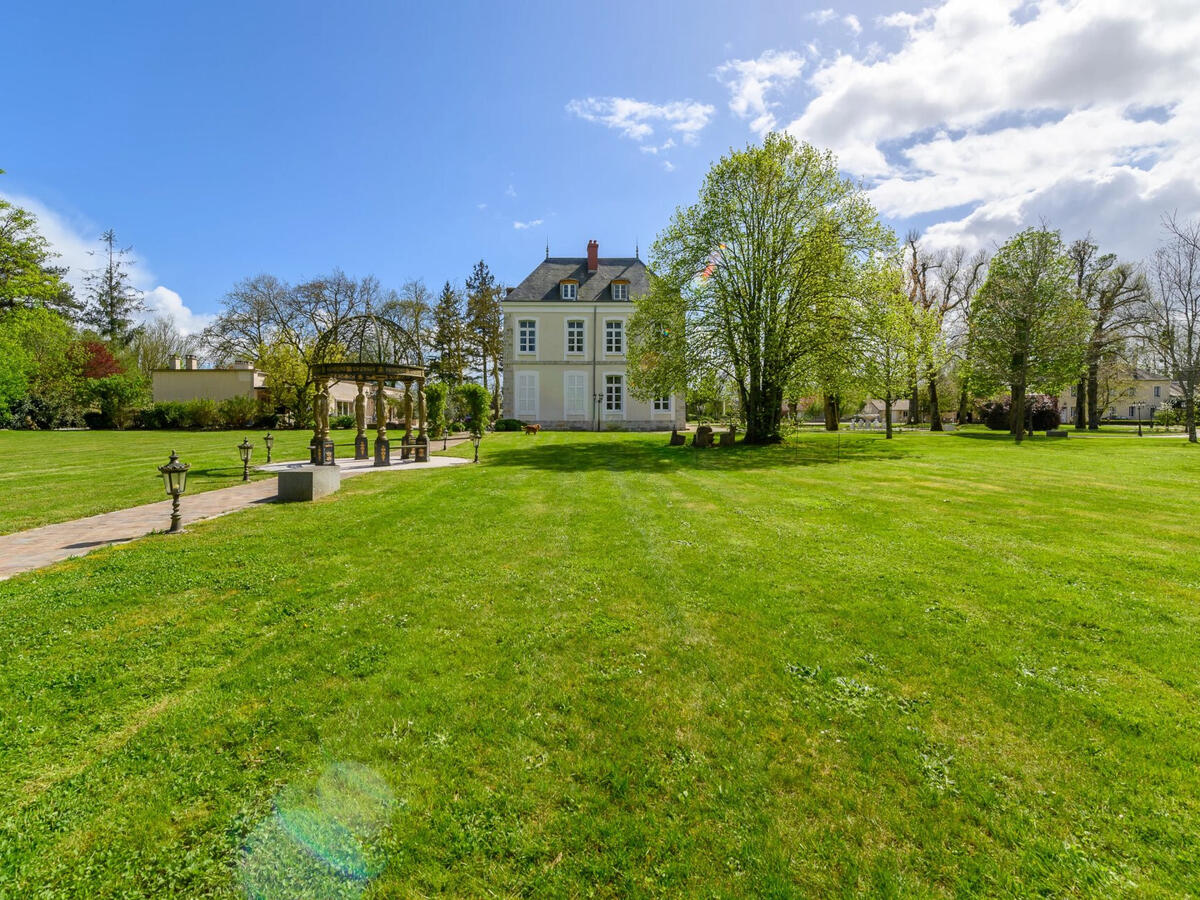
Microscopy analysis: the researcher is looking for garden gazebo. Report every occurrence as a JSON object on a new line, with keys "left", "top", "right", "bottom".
{"left": 308, "top": 313, "right": 428, "bottom": 466}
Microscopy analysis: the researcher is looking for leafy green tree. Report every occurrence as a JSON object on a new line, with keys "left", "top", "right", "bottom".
{"left": 431, "top": 280, "right": 468, "bottom": 384}
{"left": 258, "top": 338, "right": 312, "bottom": 426}
{"left": 1144, "top": 215, "right": 1200, "bottom": 442}
{"left": 465, "top": 261, "right": 502, "bottom": 418}
{"left": 82, "top": 229, "right": 144, "bottom": 345}
{"left": 0, "top": 306, "right": 84, "bottom": 427}
{"left": 424, "top": 381, "right": 448, "bottom": 437}
{"left": 857, "top": 264, "right": 927, "bottom": 439}
{"left": 628, "top": 133, "right": 892, "bottom": 443}
{"left": 0, "top": 178, "right": 79, "bottom": 318}
{"left": 972, "top": 227, "right": 1090, "bottom": 442}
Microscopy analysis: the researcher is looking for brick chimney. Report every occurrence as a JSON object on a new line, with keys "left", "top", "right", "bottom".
{"left": 587, "top": 239, "right": 599, "bottom": 272}
{"left": 169, "top": 354, "right": 182, "bottom": 370}
{"left": 185, "top": 354, "right": 199, "bottom": 370}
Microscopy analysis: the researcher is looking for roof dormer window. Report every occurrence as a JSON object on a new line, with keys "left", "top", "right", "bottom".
{"left": 560, "top": 280, "right": 578, "bottom": 300}
{"left": 612, "top": 281, "right": 629, "bottom": 301}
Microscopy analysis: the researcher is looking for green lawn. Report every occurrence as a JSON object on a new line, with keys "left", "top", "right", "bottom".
{"left": 1, "top": 430, "right": 1198, "bottom": 896}
{"left": 0, "top": 429, "right": 339, "bottom": 534}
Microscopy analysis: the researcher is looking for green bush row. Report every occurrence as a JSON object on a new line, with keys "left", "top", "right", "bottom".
{"left": 139, "top": 397, "right": 275, "bottom": 430}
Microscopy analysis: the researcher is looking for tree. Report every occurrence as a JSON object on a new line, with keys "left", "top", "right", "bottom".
{"left": 628, "top": 133, "right": 892, "bottom": 443}
{"left": 455, "top": 382, "right": 491, "bottom": 437}
{"left": 857, "top": 263, "right": 926, "bottom": 439}
{"left": 1067, "top": 237, "right": 1150, "bottom": 430}
{"left": 936, "top": 246, "right": 989, "bottom": 423}
{"left": 972, "top": 227, "right": 1090, "bottom": 442}
{"left": 0, "top": 182, "right": 79, "bottom": 318}
{"left": 465, "top": 261, "right": 503, "bottom": 419}
{"left": 0, "top": 306, "right": 84, "bottom": 428}
{"left": 129, "top": 316, "right": 200, "bottom": 376}
{"left": 82, "top": 229, "right": 144, "bottom": 345}
{"left": 202, "top": 274, "right": 290, "bottom": 364}
{"left": 1144, "top": 215, "right": 1200, "bottom": 442}
{"left": 383, "top": 279, "right": 434, "bottom": 363}
{"left": 430, "top": 281, "right": 469, "bottom": 384}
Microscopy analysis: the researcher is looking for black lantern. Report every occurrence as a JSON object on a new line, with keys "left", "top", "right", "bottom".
{"left": 471, "top": 433, "right": 482, "bottom": 463}
{"left": 238, "top": 437, "right": 254, "bottom": 481}
{"left": 1136, "top": 400, "right": 1145, "bottom": 437}
{"left": 158, "top": 450, "right": 190, "bottom": 534}
{"left": 264, "top": 432, "right": 274, "bottom": 463}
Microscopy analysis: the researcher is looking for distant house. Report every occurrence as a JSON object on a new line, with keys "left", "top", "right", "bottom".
{"left": 1058, "top": 369, "right": 1181, "bottom": 423}
{"left": 151, "top": 355, "right": 402, "bottom": 422}
{"left": 856, "top": 398, "right": 911, "bottom": 422}
{"left": 501, "top": 240, "right": 686, "bottom": 431}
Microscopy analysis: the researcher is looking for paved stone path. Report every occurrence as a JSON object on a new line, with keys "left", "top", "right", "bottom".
{"left": 0, "top": 445, "right": 471, "bottom": 581}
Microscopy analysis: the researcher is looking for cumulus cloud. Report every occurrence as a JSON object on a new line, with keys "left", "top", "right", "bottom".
{"left": 513, "top": 219, "right": 543, "bottom": 230}
{"left": 808, "top": 9, "right": 863, "bottom": 35}
{"left": 0, "top": 190, "right": 211, "bottom": 334}
{"left": 715, "top": 50, "right": 806, "bottom": 136}
{"left": 565, "top": 96, "right": 715, "bottom": 145}
{"left": 777, "top": 0, "right": 1200, "bottom": 259}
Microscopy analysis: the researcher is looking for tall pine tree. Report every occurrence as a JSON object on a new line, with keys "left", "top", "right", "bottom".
{"left": 83, "top": 229, "right": 144, "bottom": 345}
{"left": 431, "top": 280, "right": 467, "bottom": 383}
{"left": 465, "top": 260, "right": 503, "bottom": 417}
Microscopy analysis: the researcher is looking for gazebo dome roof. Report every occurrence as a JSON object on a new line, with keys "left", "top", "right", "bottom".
{"left": 310, "top": 313, "right": 425, "bottom": 382}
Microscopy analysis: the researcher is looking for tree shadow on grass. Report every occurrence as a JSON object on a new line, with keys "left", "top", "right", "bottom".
{"left": 483, "top": 433, "right": 911, "bottom": 473}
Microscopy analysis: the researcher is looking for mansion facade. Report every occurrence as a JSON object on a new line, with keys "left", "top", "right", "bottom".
{"left": 501, "top": 241, "right": 685, "bottom": 431}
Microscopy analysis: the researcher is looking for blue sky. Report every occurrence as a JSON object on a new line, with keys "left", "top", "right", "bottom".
{"left": 4, "top": 0, "right": 1197, "bottom": 332}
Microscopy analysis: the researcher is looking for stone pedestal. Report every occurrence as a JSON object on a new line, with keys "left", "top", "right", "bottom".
{"left": 355, "top": 434, "right": 369, "bottom": 460}
{"left": 278, "top": 465, "right": 341, "bottom": 502}
{"left": 313, "top": 438, "right": 336, "bottom": 466}
{"left": 414, "top": 436, "right": 429, "bottom": 463}
{"left": 374, "top": 437, "right": 391, "bottom": 466}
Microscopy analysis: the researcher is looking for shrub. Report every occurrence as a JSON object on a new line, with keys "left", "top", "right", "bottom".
{"left": 141, "top": 401, "right": 188, "bottom": 429}
{"left": 980, "top": 394, "right": 1060, "bottom": 432}
{"left": 493, "top": 418, "right": 526, "bottom": 432}
{"left": 449, "top": 420, "right": 465, "bottom": 433}
{"left": 331, "top": 414, "right": 355, "bottom": 429}
{"left": 218, "top": 395, "right": 259, "bottom": 429}
{"left": 425, "top": 382, "right": 448, "bottom": 438}
{"left": 184, "top": 398, "right": 220, "bottom": 429}
{"left": 454, "top": 383, "right": 492, "bottom": 437}
{"left": 1154, "top": 405, "right": 1181, "bottom": 428}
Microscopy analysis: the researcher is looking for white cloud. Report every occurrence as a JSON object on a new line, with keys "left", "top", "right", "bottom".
{"left": 639, "top": 138, "right": 676, "bottom": 155}
{"left": 0, "top": 190, "right": 211, "bottom": 335}
{"left": 778, "top": 0, "right": 1200, "bottom": 259}
{"left": 513, "top": 219, "right": 543, "bottom": 230}
{"left": 565, "top": 96, "right": 715, "bottom": 145}
{"left": 843, "top": 14, "right": 862, "bottom": 35}
{"left": 808, "top": 9, "right": 836, "bottom": 25}
{"left": 715, "top": 50, "right": 806, "bottom": 136}
{"left": 663, "top": 160, "right": 676, "bottom": 173}
{"left": 505, "top": 184, "right": 517, "bottom": 198}
{"left": 808, "top": 8, "right": 862, "bottom": 35}
{"left": 476, "top": 202, "right": 487, "bottom": 210}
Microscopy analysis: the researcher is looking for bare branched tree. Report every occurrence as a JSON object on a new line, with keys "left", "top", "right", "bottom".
{"left": 1144, "top": 215, "right": 1200, "bottom": 442}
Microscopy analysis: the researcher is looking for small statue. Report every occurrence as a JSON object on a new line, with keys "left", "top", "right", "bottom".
{"left": 354, "top": 382, "right": 366, "bottom": 436}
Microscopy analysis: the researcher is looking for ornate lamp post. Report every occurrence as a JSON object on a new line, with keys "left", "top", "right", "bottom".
{"left": 471, "top": 432, "right": 482, "bottom": 463}
{"left": 264, "top": 432, "right": 274, "bottom": 463}
{"left": 1136, "top": 400, "right": 1145, "bottom": 437}
{"left": 238, "top": 437, "right": 254, "bottom": 481}
{"left": 158, "top": 450, "right": 190, "bottom": 534}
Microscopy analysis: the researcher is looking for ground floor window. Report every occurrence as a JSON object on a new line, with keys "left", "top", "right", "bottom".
{"left": 565, "top": 372, "right": 587, "bottom": 417}
{"left": 652, "top": 394, "right": 671, "bottom": 412}
{"left": 605, "top": 374, "right": 623, "bottom": 412}
{"left": 516, "top": 372, "right": 537, "bottom": 418}
{"left": 335, "top": 400, "right": 353, "bottom": 417}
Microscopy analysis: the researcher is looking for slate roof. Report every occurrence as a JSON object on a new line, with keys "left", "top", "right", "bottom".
{"left": 503, "top": 257, "right": 649, "bottom": 303}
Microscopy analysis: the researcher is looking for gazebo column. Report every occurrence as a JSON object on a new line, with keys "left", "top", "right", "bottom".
{"left": 415, "top": 378, "right": 429, "bottom": 462}
{"left": 373, "top": 380, "right": 390, "bottom": 466}
{"left": 401, "top": 381, "right": 414, "bottom": 460}
{"left": 354, "top": 380, "right": 369, "bottom": 459}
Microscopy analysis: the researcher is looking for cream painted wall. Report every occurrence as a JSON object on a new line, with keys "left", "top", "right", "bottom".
{"left": 151, "top": 369, "right": 264, "bottom": 403}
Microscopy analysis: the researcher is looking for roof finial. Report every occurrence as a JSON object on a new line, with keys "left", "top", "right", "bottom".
{"left": 545, "top": 238, "right": 550, "bottom": 260}
{"left": 635, "top": 237, "right": 640, "bottom": 259}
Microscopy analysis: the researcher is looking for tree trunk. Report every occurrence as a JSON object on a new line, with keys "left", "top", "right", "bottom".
{"left": 1073, "top": 377, "right": 1086, "bottom": 430}
{"left": 824, "top": 394, "right": 839, "bottom": 431}
{"left": 743, "top": 378, "right": 783, "bottom": 444}
{"left": 1087, "top": 360, "right": 1100, "bottom": 430}
{"left": 884, "top": 393, "right": 893, "bottom": 439}
{"left": 928, "top": 368, "right": 942, "bottom": 431}
{"left": 1186, "top": 392, "right": 1197, "bottom": 443}
{"left": 910, "top": 375, "right": 920, "bottom": 425}
{"left": 956, "top": 380, "right": 970, "bottom": 424}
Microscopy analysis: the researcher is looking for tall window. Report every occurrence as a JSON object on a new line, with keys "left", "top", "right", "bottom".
{"left": 605, "top": 320, "right": 623, "bottom": 354}
{"left": 652, "top": 395, "right": 671, "bottom": 412}
{"left": 516, "top": 372, "right": 537, "bottom": 418}
{"left": 605, "top": 374, "right": 623, "bottom": 412}
{"left": 1129, "top": 406, "right": 1136, "bottom": 417}
{"left": 566, "top": 319, "right": 585, "bottom": 354}
{"left": 518, "top": 319, "right": 536, "bottom": 353}
{"left": 565, "top": 372, "right": 586, "bottom": 417}
{"left": 560, "top": 282, "right": 577, "bottom": 300}
{"left": 612, "top": 282, "right": 628, "bottom": 301}
{"left": 1154, "top": 385, "right": 1161, "bottom": 397}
